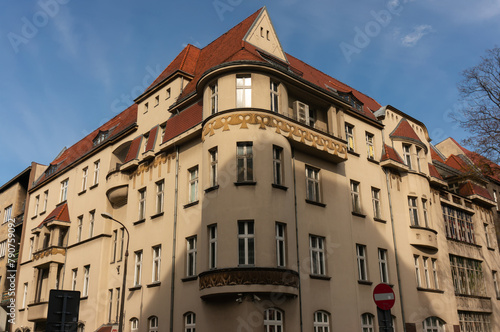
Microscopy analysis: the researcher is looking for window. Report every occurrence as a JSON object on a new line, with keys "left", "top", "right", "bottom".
{"left": 484, "top": 223, "right": 491, "bottom": 248}
{"left": 264, "top": 308, "right": 283, "bottom": 332}
{"left": 422, "top": 199, "right": 429, "bottom": 227}
{"left": 414, "top": 255, "right": 421, "bottom": 287}
{"left": 22, "top": 283, "right": 28, "bottom": 309}
{"left": 273, "top": 146, "right": 283, "bottom": 186}
{"left": 408, "top": 197, "right": 419, "bottom": 226}
{"left": 144, "top": 102, "right": 149, "bottom": 113}
{"left": 115, "top": 288, "right": 120, "bottom": 323}
{"left": 308, "top": 108, "right": 317, "bottom": 128}
{"left": 345, "top": 123, "right": 355, "bottom": 152}
{"left": 210, "top": 83, "right": 218, "bottom": 114}
{"left": 458, "top": 312, "right": 490, "bottom": 332}
{"left": 71, "top": 269, "right": 77, "bottom": 291}
{"left": 35, "top": 267, "right": 48, "bottom": 302}
{"left": 270, "top": 81, "right": 279, "bottom": 113}
{"left": 494, "top": 271, "right": 500, "bottom": 298}
{"left": 432, "top": 259, "right": 439, "bottom": 289}
{"left": 186, "top": 237, "right": 197, "bottom": 277}
{"left": 208, "top": 224, "right": 217, "bottom": 269}
{"left": 89, "top": 211, "right": 94, "bottom": 238}
{"left": 34, "top": 195, "right": 40, "bottom": 215}
{"left": 361, "top": 313, "right": 374, "bottom": 332}
{"left": 403, "top": 144, "right": 412, "bottom": 169}
{"left": 306, "top": 166, "right": 320, "bottom": 202}
{"left": 423, "top": 317, "right": 445, "bottom": 332}
{"left": 134, "top": 251, "right": 143, "bottom": 286}
{"left": 0, "top": 241, "right": 6, "bottom": 258}
{"left": 423, "top": 257, "right": 431, "bottom": 288}
{"left": 372, "top": 188, "right": 381, "bottom": 219}
{"left": 58, "top": 228, "right": 67, "bottom": 246}
{"left": 60, "top": 179, "right": 68, "bottom": 202}
{"left": 450, "top": 255, "right": 486, "bottom": 296}
{"left": 152, "top": 245, "right": 161, "bottom": 282}
{"left": 416, "top": 147, "right": 422, "bottom": 172}
{"left": 442, "top": 205, "right": 475, "bottom": 244}
{"left": 276, "top": 223, "right": 286, "bottom": 267}
{"left": 77, "top": 216, "right": 83, "bottom": 242}
{"left": 166, "top": 88, "right": 171, "bottom": 99}
{"left": 156, "top": 181, "right": 164, "bottom": 214}
{"left": 83, "top": 265, "right": 90, "bottom": 297}
{"left": 236, "top": 74, "right": 251, "bottom": 108}
{"left": 43, "top": 190, "right": 48, "bottom": 212}
{"left": 81, "top": 168, "right": 88, "bottom": 191}
{"left": 238, "top": 221, "right": 255, "bottom": 266}
{"left": 189, "top": 167, "right": 198, "bottom": 203}
{"left": 237, "top": 142, "right": 253, "bottom": 182}
{"left": 356, "top": 244, "right": 368, "bottom": 281}
{"left": 310, "top": 235, "right": 326, "bottom": 276}
{"left": 209, "top": 148, "right": 218, "bottom": 187}
{"left": 314, "top": 311, "right": 330, "bottom": 332}
{"left": 29, "top": 238, "right": 34, "bottom": 260}
{"left": 149, "top": 316, "right": 158, "bottom": 332}
{"left": 130, "top": 318, "right": 139, "bottom": 332}
{"left": 111, "top": 230, "right": 118, "bottom": 262}
{"left": 494, "top": 190, "right": 498, "bottom": 210}
{"left": 119, "top": 228, "right": 124, "bottom": 261}
{"left": 378, "top": 249, "right": 389, "bottom": 283}
{"left": 42, "top": 233, "right": 50, "bottom": 249}
{"left": 366, "top": 133, "right": 375, "bottom": 159}
{"left": 184, "top": 312, "right": 196, "bottom": 332}
{"left": 139, "top": 189, "right": 146, "bottom": 220}
{"left": 108, "top": 289, "right": 113, "bottom": 322}
{"left": 93, "top": 160, "right": 100, "bottom": 185}
{"left": 351, "top": 181, "right": 361, "bottom": 213}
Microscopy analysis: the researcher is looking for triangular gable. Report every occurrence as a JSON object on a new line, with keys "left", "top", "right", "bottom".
{"left": 390, "top": 119, "right": 423, "bottom": 143}
{"left": 37, "top": 203, "right": 70, "bottom": 228}
{"left": 243, "top": 7, "right": 288, "bottom": 63}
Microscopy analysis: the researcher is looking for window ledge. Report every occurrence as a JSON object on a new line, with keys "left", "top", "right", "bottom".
{"left": 410, "top": 225, "right": 438, "bottom": 235}
{"left": 348, "top": 150, "right": 360, "bottom": 157}
{"left": 129, "top": 285, "right": 142, "bottom": 291}
{"left": 310, "top": 274, "right": 331, "bottom": 280}
{"left": 31, "top": 215, "right": 37, "bottom": 220}
{"left": 272, "top": 184, "right": 288, "bottom": 191}
{"left": 150, "top": 212, "right": 164, "bottom": 220}
{"left": 89, "top": 184, "right": 99, "bottom": 190}
{"left": 147, "top": 282, "right": 161, "bottom": 288}
{"left": 56, "top": 200, "right": 67, "bottom": 207}
{"left": 367, "top": 158, "right": 379, "bottom": 164}
{"left": 352, "top": 211, "right": 366, "bottom": 218}
{"left": 358, "top": 280, "right": 373, "bottom": 285}
{"left": 19, "top": 308, "right": 25, "bottom": 312}
{"left": 417, "top": 287, "right": 444, "bottom": 294}
{"left": 182, "top": 276, "right": 198, "bottom": 282}
{"left": 204, "top": 185, "right": 219, "bottom": 193}
{"left": 78, "top": 190, "right": 87, "bottom": 196}
{"left": 234, "top": 181, "right": 257, "bottom": 186}
{"left": 374, "top": 217, "right": 387, "bottom": 223}
{"left": 455, "top": 294, "right": 490, "bottom": 300}
{"left": 487, "top": 247, "right": 496, "bottom": 251}
{"left": 305, "top": 199, "right": 326, "bottom": 207}
{"left": 133, "top": 219, "right": 146, "bottom": 226}
{"left": 39, "top": 211, "right": 46, "bottom": 216}
{"left": 80, "top": 296, "right": 88, "bottom": 300}
{"left": 183, "top": 200, "right": 199, "bottom": 209}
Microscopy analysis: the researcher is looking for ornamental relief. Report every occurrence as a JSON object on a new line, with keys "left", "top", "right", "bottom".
{"left": 33, "top": 247, "right": 66, "bottom": 261}
{"left": 131, "top": 152, "right": 175, "bottom": 189}
{"left": 202, "top": 112, "right": 347, "bottom": 159}
{"left": 199, "top": 268, "right": 299, "bottom": 290}
{"left": 456, "top": 296, "right": 492, "bottom": 312}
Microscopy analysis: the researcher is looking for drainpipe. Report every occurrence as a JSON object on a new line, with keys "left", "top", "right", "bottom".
{"left": 291, "top": 147, "right": 304, "bottom": 332}
{"left": 169, "top": 146, "right": 180, "bottom": 332}
{"left": 381, "top": 131, "right": 407, "bottom": 331}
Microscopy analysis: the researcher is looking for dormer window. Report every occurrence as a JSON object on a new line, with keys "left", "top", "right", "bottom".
{"left": 93, "top": 131, "right": 109, "bottom": 147}
{"left": 339, "top": 92, "right": 364, "bottom": 112}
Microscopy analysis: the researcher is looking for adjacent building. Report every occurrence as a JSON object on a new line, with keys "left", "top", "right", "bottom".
{"left": 11, "top": 7, "right": 500, "bottom": 332}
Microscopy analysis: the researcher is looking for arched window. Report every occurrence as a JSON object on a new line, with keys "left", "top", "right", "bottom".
{"left": 314, "top": 311, "right": 330, "bottom": 332}
{"left": 423, "top": 316, "right": 445, "bottom": 332}
{"left": 361, "top": 313, "right": 375, "bottom": 332}
{"left": 148, "top": 316, "right": 158, "bottom": 332}
{"left": 184, "top": 312, "right": 196, "bottom": 332}
{"left": 130, "top": 318, "right": 139, "bottom": 332}
{"left": 264, "top": 308, "right": 283, "bottom": 332}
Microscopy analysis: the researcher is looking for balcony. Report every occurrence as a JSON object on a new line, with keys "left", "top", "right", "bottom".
{"left": 1, "top": 291, "right": 14, "bottom": 306}
{"left": 198, "top": 267, "right": 299, "bottom": 300}
{"left": 409, "top": 226, "right": 438, "bottom": 250}
{"left": 27, "top": 300, "right": 49, "bottom": 322}
{"left": 106, "top": 170, "right": 130, "bottom": 208}
{"left": 32, "top": 247, "right": 66, "bottom": 267}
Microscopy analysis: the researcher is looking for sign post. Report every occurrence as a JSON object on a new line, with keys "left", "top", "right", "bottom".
{"left": 373, "top": 283, "right": 395, "bottom": 332}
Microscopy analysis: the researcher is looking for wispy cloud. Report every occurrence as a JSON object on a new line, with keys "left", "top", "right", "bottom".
{"left": 401, "top": 25, "right": 433, "bottom": 47}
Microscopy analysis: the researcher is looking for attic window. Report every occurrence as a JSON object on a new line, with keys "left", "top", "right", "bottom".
{"left": 46, "top": 165, "right": 57, "bottom": 177}
{"left": 339, "top": 93, "right": 363, "bottom": 112}
{"left": 93, "top": 131, "right": 109, "bottom": 147}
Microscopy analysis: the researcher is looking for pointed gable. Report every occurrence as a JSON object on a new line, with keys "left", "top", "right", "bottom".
{"left": 428, "top": 163, "right": 443, "bottom": 180}
{"left": 243, "top": 7, "right": 287, "bottom": 62}
{"left": 37, "top": 203, "right": 70, "bottom": 228}
{"left": 381, "top": 144, "right": 404, "bottom": 164}
{"left": 445, "top": 155, "right": 470, "bottom": 173}
{"left": 390, "top": 119, "right": 423, "bottom": 143}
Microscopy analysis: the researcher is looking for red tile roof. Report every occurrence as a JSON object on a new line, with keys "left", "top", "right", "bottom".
{"left": 381, "top": 144, "right": 404, "bottom": 164}
{"left": 444, "top": 154, "right": 470, "bottom": 173}
{"left": 390, "top": 119, "right": 423, "bottom": 143}
{"left": 162, "top": 101, "right": 203, "bottom": 143}
{"left": 430, "top": 145, "right": 445, "bottom": 163}
{"left": 34, "top": 104, "right": 137, "bottom": 187}
{"left": 124, "top": 136, "right": 142, "bottom": 163}
{"left": 428, "top": 163, "right": 443, "bottom": 180}
{"left": 459, "top": 181, "right": 493, "bottom": 201}
{"left": 145, "top": 126, "right": 159, "bottom": 152}
{"left": 37, "top": 203, "right": 70, "bottom": 228}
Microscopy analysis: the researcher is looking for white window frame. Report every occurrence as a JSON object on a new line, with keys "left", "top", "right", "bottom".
{"left": 71, "top": 268, "right": 77, "bottom": 291}
{"left": 276, "top": 223, "right": 286, "bottom": 268}
{"left": 314, "top": 310, "right": 330, "bottom": 332}
{"left": 77, "top": 216, "right": 83, "bottom": 242}
{"left": 130, "top": 318, "right": 139, "bottom": 332}
{"left": 366, "top": 132, "right": 375, "bottom": 159}
{"left": 188, "top": 167, "right": 199, "bottom": 203}
{"left": 270, "top": 80, "right": 279, "bottom": 113}
{"left": 149, "top": 316, "right": 158, "bottom": 332}
{"left": 108, "top": 289, "right": 113, "bottom": 323}
{"left": 237, "top": 142, "right": 253, "bottom": 182}
{"left": 378, "top": 248, "right": 389, "bottom": 283}
{"left": 89, "top": 211, "right": 95, "bottom": 238}
{"left": 186, "top": 237, "right": 197, "bottom": 277}
{"left": 83, "top": 265, "right": 90, "bottom": 297}
{"left": 82, "top": 167, "right": 88, "bottom": 191}
{"left": 423, "top": 316, "right": 445, "bottom": 332}
{"left": 414, "top": 255, "right": 421, "bottom": 287}
{"left": 22, "top": 283, "right": 28, "bottom": 309}
{"left": 273, "top": 145, "right": 283, "bottom": 186}
{"left": 432, "top": 258, "right": 439, "bottom": 289}
{"left": 208, "top": 224, "right": 217, "bottom": 269}
{"left": 0, "top": 241, "right": 6, "bottom": 258}
{"left": 416, "top": 147, "right": 422, "bottom": 172}
{"left": 115, "top": 287, "right": 120, "bottom": 323}
{"left": 423, "top": 257, "right": 431, "bottom": 288}
{"left": 42, "top": 190, "right": 48, "bottom": 213}
{"left": 34, "top": 195, "right": 40, "bottom": 216}
{"left": 134, "top": 251, "right": 143, "bottom": 286}
{"left": 310, "top": 235, "right": 326, "bottom": 276}
{"left": 29, "top": 237, "right": 34, "bottom": 260}
{"left": 264, "top": 308, "right": 283, "bottom": 332}
{"left": 306, "top": 166, "right": 320, "bottom": 202}
{"left": 111, "top": 230, "right": 118, "bottom": 263}
{"left": 152, "top": 245, "right": 161, "bottom": 283}
{"left": 238, "top": 221, "right": 255, "bottom": 266}
{"left": 93, "top": 160, "right": 100, "bottom": 186}
{"left": 356, "top": 244, "right": 368, "bottom": 281}
{"left": 236, "top": 74, "right": 252, "bottom": 108}
{"left": 209, "top": 148, "right": 218, "bottom": 187}
{"left": 210, "top": 83, "right": 218, "bottom": 114}
{"left": 139, "top": 188, "right": 146, "bottom": 220}
{"left": 484, "top": 223, "right": 491, "bottom": 248}
{"left": 493, "top": 271, "right": 500, "bottom": 298}
{"left": 422, "top": 199, "right": 429, "bottom": 227}
{"left": 345, "top": 123, "right": 355, "bottom": 152}
{"left": 184, "top": 312, "right": 196, "bottom": 332}
{"left": 156, "top": 180, "right": 164, "bottom": 214}
{"left": 60, "top": 179, "right": 68, "bottom": 202}
{"left": 372, "top": 188, "right": 381, "bottom": 219}
{"left": 351, "top": 181, "right": 361, "bottom": 213}
{"left": 403, "top": 144, "right": 412, "bottom": 169}
{"left": 361, "top": 313, "right": 374, "bottom": 332}
{"left": 408, "top": 197, "right": 419, "bottom": 226}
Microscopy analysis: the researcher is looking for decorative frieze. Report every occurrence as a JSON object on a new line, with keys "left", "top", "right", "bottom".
{"left": 199, "top": 267, "right": 299, "bottom": 290}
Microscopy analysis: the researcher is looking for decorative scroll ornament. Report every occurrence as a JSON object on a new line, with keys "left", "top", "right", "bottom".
{"left": 199, "top": 268, "right": 299, "bottom": 290}
{"left": 33, "top": 247, "right": 66, "bottom": 261}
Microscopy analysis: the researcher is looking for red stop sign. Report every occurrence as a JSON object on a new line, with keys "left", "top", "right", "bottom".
{"left": 373, "top": 283, "right": 395, "bottom": 310}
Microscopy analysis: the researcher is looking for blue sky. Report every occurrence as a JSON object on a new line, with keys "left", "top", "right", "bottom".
{"left": 1, "top": 0, "right": 499, "bottom": 185}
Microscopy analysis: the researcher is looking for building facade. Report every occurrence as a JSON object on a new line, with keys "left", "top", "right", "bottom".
{"left": 11, "top": 7, "right": 500, "bottom": 332}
